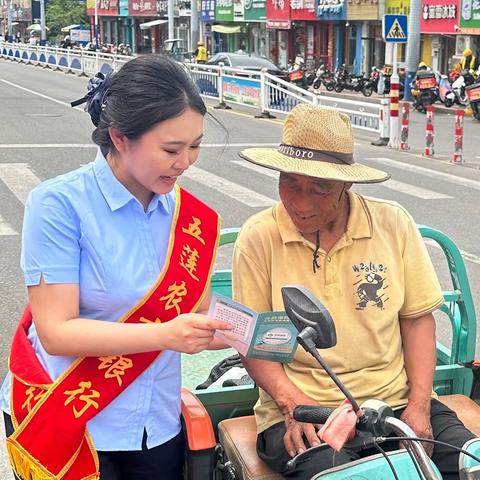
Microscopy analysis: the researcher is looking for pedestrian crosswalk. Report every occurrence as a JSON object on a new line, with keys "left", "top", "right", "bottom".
{"left": 233, "top": 160, "right": 453, "bottom": 200}
{"left": 0, "top": 157, "right": 478, "bottom": 238}
{"left": 0, "top": 163, "right": 41, "bottom": 204}
{"left": 183, "top": 165, "right": 275, "bottom": 207}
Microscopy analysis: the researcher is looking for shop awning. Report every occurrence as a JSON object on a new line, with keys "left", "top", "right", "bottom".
{"left": 139, "top": 19, "right": 168, "bottom": 30}
{"left": 61, "top": 24, "right": 80, "bottom": 32}
{"left": 212, "top": 25, "right": 241, "bottom": 34}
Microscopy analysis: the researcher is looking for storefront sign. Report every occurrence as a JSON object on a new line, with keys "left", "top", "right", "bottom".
{"left": 291, "top": 0, "right": 316, "bottom": 19}
{"left": 421, "top": 0, "right": 458, "bottom": 32}
{"left": 266, "top": 19, "right": 291, "bottom": 27}
{"left": 347, "top": 0, "right": 379, "bottom": 20}
{"left": 267, "top": 0, "right": 290, "bottom": 22}
{"left": 201, "top": 0, "right": 215, "bottom": 19}
{"left": 385, "top": 0, "right": 409, "bottom": 15}
{"left": 460, "top": 0, "right": 480, "bottom": 29}
{"left": 234, "top": 0, "right": 245, "bottom": 20}
{"left": 423, "top": 3, "right": 456, "bottom": 19}
{"left": 156, "top": 0, "right": 168, "bottom": 15}
{"left": 317, "top": 0, "right": 346, "bottom": 19}
{"left": 244, "top": 0, "right": 267, "bottom": 20}
{"left": 119, "top": 0, "right": 129, "bottom": 14}
{"left": 87, "top": 0, "right": 119, "bottom": 16}
{"left": 127, "top": 0, "right": 156, "bottom": 14}
{"left": 215, "top": 0, "right": 234, "bottom": 20}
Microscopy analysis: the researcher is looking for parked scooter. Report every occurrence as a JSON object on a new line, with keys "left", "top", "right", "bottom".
{"left": 312, "top": 64, "right": 336, "bottom": 91}
{"left": 287, "top": 54, "right": 308, "bottom": 89}
{"left": 438, "top": 74, "right": 456, "bottom": 107}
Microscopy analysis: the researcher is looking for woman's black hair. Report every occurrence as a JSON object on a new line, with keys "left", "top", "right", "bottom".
{"left": 88, "top": 55, "right": 207, "bottom": 156}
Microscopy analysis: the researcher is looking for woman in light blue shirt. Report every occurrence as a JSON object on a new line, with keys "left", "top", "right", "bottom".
{"left": 1, "top": 55, "right": 231, "bottom": 480}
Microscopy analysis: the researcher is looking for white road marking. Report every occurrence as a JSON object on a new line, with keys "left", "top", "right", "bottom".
{"left": 366, "top": 157, "right": 480, "bottom": 192}
{"left": 232, "top": 160, "right": 278, "bottom": 178}
{"left": 424, "top": 239, "right": 480, "bottom": 265}
{"left": 0, "top": 214, "right": 17, "bottom": 236}
{"left": 0, "top": 163, "right": 41, "bottom": 204}
{"left": 0, "top": 79, "right": 82, "bottom": 110}
{"left": 183, "top": 165, "right": 276, "bottom": 207}
{"left": 383, "top": 179, "right": 452, "bottom": 200}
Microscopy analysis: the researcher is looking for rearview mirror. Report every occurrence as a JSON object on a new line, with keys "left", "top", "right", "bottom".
{"left": 281, "top": 285, "right": 337, "bottom": 349}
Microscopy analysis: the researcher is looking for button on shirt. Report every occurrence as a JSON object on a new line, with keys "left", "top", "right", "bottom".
{"left": 0, "top": 151, "right": 181, "bottom": 451}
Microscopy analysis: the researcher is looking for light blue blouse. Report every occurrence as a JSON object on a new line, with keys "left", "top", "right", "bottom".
{"left": 0, "top": 150, "right": 181, "bottom": 451}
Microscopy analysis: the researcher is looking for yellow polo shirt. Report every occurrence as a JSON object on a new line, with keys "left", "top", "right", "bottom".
{"left": 232, "top": 191, "right": 444, "bottom": 434}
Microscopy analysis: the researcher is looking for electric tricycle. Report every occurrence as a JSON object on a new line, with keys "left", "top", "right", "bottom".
{"left": 181, "top": 226, "right": 480, "bottom": 480}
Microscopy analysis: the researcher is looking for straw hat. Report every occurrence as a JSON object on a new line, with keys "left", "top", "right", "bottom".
{"left": 239, "top": 104, "right": 390, "bottom": 184}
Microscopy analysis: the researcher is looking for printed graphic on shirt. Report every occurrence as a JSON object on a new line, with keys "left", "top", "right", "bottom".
{"left": 352, "top": 262, "right": 389, "bottom": 310}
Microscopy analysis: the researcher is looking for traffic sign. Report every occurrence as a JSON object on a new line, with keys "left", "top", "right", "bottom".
{"left": 382, "top": 14, "right": 408, "bottom": 43}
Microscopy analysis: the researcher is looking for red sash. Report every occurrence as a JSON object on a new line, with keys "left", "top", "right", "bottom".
{"left": 6, "top": 186, "right": 220, "bottom": 480}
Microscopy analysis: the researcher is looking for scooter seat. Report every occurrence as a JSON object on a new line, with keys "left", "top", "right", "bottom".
{"left": 218, "top": 395, "right": 480, "bottom": 480}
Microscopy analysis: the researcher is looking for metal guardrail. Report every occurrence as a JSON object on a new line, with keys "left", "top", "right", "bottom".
{"left": 186, "top": 63, "right": 382, "bottom": 134}
{"left": 1, "top": 41, "right": 385, "bottom": 135}
{"left": 0, "top": 41, "right": 130, "bottom": 76}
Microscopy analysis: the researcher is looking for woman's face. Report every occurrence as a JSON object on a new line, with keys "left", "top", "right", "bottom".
{"left": 111, "top": 108, "right": 204, "bottom": 198}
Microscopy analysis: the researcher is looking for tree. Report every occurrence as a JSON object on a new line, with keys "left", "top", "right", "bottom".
{"left": 45, "top": 0, "right": 89, "bottom": 38}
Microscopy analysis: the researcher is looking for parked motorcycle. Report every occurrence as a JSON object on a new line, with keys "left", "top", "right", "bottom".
{"left": 312, "top": 64, "right": 336, "bottom": 91}
{"left": 334, "top": 65, "right": 368, "bottom": 93}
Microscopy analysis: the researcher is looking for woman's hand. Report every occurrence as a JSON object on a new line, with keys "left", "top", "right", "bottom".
{"left": 162, "top": 313, "right": 233, "bottom": 354}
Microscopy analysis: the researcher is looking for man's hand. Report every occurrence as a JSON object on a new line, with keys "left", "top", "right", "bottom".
{"left": 282, "top": 392, "right": 322, "bottom": 457}
{"left": 399, "top": 400, "right": 433, "bottom": 457}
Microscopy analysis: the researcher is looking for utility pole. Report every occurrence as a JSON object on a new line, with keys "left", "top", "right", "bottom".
{"left": 39, "top": 0, "right": 46, "bottom": 45}
{"left": 7, "top": 0, "right": 13, "bottom": 40}
{"left": 404, "top": 0, "right": 421, "bottom": 101}
{"left": 190, "top": 0, "right": 198, "bottom": 51}
{"left": 94, "top": 0, "right": 99, "bottom": 46}
{"left": 168, "top": 0, "right": 174, "bottom": 39}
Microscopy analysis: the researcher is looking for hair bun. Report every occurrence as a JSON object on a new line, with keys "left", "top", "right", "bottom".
{"left": 71, "top": 71, "right": 115, "bottom": 126}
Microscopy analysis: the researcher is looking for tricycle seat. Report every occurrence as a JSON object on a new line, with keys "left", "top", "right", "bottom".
{"left": 219, "top": 415, "right": 283, "bottom": 480}
{"left": 218, "top": 394, "right": 480, "bottom": 480}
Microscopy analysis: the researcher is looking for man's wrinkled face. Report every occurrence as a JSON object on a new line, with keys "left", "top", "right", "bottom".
{"left": 278, "top": 173, "right": 349, "bottom": 235}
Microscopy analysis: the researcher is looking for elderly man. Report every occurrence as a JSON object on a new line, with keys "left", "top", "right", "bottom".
{"left": 232, "top": 104, "right": 475, "bottom": 479}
